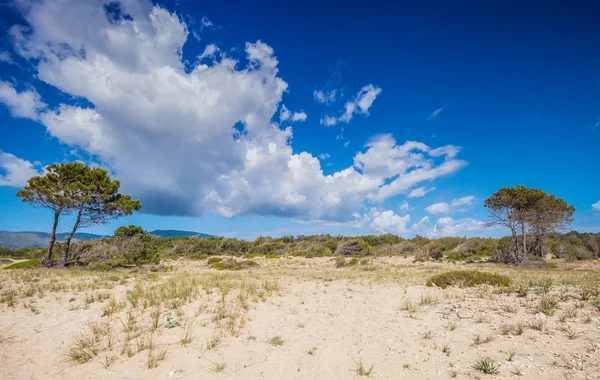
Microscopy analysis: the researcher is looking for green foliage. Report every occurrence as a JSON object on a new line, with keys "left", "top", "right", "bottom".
{"left": 113, "top": 225, "right": 147, "bottom": 238}
{"left": 207, "top": 257, "right": 223, "bottom": 264}
{"left": 210, "top": 258, "right": 259, "bottom": 271}
{"left": 485, "top": 185, "right": 575, "bottom": 263}
{"left": 426, "top": 270, "right": 512, "bottom": 288}
{"left": 3, "top": 258, "right": 41, "bottom": 269}
{"left": 473, "top": 357, "right": 500, "bottom": 375}
{"left": 16, "top": 162, "right": 141, "bottom": 266}
{"left": 0, "top": 247, "right": 44, "bottom": 259}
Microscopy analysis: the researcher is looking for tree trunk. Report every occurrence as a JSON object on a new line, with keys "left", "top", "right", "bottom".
{"left": 61, "top": 207, "right": 82, "bottom": 266}
{"left": 44, "top": 209, "right": 61, "bottom": 267}
{"left": 521, "top": 220, "right": 527, "bottom": 262}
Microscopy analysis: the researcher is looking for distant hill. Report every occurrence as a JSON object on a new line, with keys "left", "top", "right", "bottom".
{"left": 149, "top": 230, "right": 212, "bottom": 238}
{"left": 0, "top": 229, "right": 212, "bottom": 249}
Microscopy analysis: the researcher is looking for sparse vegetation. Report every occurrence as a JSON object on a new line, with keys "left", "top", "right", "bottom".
{"left": 426, "top": 270, "right": 512, "bottom": 288}
{"left": 355, "top": 360, "right": 374, "bottom": 376}
{"left": 474, "top": 357, "right": 500, "bottom": 375}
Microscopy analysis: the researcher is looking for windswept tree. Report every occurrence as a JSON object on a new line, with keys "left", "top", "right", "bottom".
{"left": 17, "top": 163, "right": 83, "bottom": 266}
{"left": 60, "top": 166, "right": 141, "bottom": 266}
{"left": 528, "top": 195, "right": 575, "bottom": 257}
{"left": 485, "top": 185, "right": 574, "bottom": 263}
{"left": 17, "top": 162, "right": 141, "bottom": 267}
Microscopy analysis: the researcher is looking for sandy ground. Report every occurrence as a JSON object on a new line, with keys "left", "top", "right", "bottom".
{"left": 1, "top": 257, "right": 599, "bottom": 379}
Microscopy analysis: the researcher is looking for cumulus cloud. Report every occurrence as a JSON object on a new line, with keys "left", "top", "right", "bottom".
{"left": 320, "top": 84, "right": 382, "bottom": 126}
{"left": 410, "top": 215, "right": 487, "bottom": 237}
{"left": 412, "top": 216, "right": 430, "bottom": 235}
{"left": 593, "top": 201, "right": 600, "bottom": 212}
{"left": 0, "top": 151, "right": 42, "bottom": 187}
{"left": 429, "top": 217, "right": 487, "bottom": 237}
{"left": 279, "top": 105, "right": 306, "bottom": 123}
{"left": 291, "top": 111, "right": 307, "bottom": 122}
{"left": 425, "top": 195, "right": 475, "bottom": 215}
{"left": 313, "top": 89, "right": 337, "bottom": 104}
{"left": 0, "top": 81, "right": 46, "bottom": 119}
{"left": 363, "top": 208, "right": 411, "bottom": 235}
{"left": 2, "top": 0, "right": 467, "bottom": 224}
{"left": 407, "top": 186, "right": 435, "bottom": 198}
{"left": 425, "top": 202, "right": 450, "bottom": 215}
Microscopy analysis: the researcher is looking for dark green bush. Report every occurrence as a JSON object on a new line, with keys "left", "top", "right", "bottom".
{"left": 113, "top": 225, "right": 147, "bottom": 238}
{"left": 426, "top": 270, "right": 512, "bottom": 288}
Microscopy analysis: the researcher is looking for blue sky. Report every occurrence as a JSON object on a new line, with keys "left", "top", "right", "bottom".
{"left": 0, "top": 0, "right": 599, "bottom": 239}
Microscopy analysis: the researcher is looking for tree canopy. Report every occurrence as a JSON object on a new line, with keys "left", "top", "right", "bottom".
{"left": 485, "top": 185, "right": 574, "bottom": 263}
{"left": 17, "top": 162, "right": 141, "bottom": 266}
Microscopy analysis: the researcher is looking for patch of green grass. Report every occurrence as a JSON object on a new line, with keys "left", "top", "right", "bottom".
{"left": 537, "top": 296, "right": 558, "bottom": 316}
{"left": 474, "top": 357, "right": 500, "bottom": 375}
{"left": 3, "top": 258, "right": 41, "bottom": 270}
{"left": 211, "top": 258, "right": 259, "bottom": 271}
{"left": 426, "top": 270, "right": 511, "bottom": 288}
{"left": 207, "top": 257, "right": 223, "bottom": 264}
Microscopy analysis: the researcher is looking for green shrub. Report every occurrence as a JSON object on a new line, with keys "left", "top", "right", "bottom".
{"left": 113, "top": 225, "right": 147, "bottom": 238}
{"left": 426, "top": 270, "right": 512, "bottom": 288}
{"left": 4, "top": 258, "right": 41, "bottom": 270}
{"left": 211, "top": 258, "right": 259, "bottom": 271}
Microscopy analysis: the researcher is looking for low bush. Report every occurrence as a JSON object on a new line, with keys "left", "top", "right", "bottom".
{"left": 210, "top": 258, "right": 259, "bottom": 271}
{"left": 334, "top": 239, "right": 370, "bottom": 256}
{"left": 4, "top": 258, "right": 41, "bottom": 269}
{"left": 207, "top": 257, "right": 222, "bottom": 264}
{"left": 426, "top": 270, "right": 512, "bottom": 288}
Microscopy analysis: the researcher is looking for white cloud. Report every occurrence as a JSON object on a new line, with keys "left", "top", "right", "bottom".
{"left": 411, "top": 215, "right": 487, "bottom": 237}
{"left": 280, "top": 105, "right": 307, "bottom": 123}
{"left": 407, "top": 186, "right": 435, "bottom": 198}
{"left": 291, "top": 111, "right": 307, "bottom": 122}
{"left": 0, "top": 151, "right": 42, "bottom": 187}
{"left": 427, "top": 104, "right": 447, "bottom": 121}
{"left": 425, "top": 202, "right": 450, "bottom": 215}
{"left": 0, "top": 81, "right": 46, "bottom": 119}
{"left": 198, "top": 44, "right": 219, "bottom": 60}
{"left": 318, "top": 153, "right": 330, "bottom": 160}
{"left": 200, "top": 16, "right": 218, "bottom": 30}
{"left": 320, "top": 115, "right": 338, "bottom": 127}
{"left": 593, "top": 201, "right": 600, "bottom": 212}
{"left": 425, "top": 195, "right": 475, "bottom": 215}
{"left": 279, "top": 104, "right": 291, "bottom": 122}
{"left": 320, "top": 84, "right": 382, "bottom": 126}
{"left": 343, "top": 141, "right": 350, "bottom": 148}
{"left": 429, "top": 217, "right": 487, "bottom": 237}
{"left": 355, "top": 135, "right": 467, "bottom": 202}
{"left": 3, "top": 0, "right": 467, "bottom": 223}
{"left": 399, "top": 200, "right": 409, "bottom": 212}
{"left": 0, "top": 51, "right": 16, "bottom": 65}
{"left": 365, "top": 208, "right": 411, "bottom": 235}
{"left": 411, "top": 216, "right": 430, "bottom": 235}
{"left": 313, "top": 89, "right": 337, "bottom": 104}
{"left": 451, "top": 195, "right": 475, "bottom": 207}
